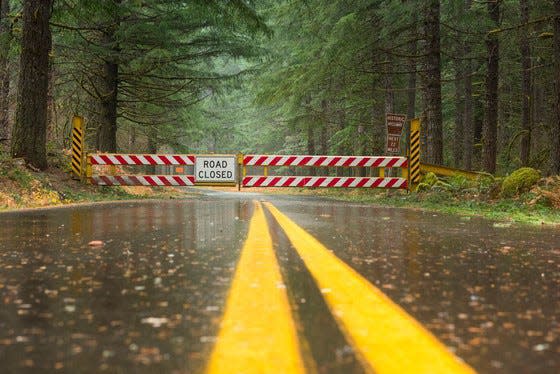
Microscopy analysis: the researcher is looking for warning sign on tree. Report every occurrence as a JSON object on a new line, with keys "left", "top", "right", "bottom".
{"left": 385, "top": 113, "right": 406, "bottom": 154}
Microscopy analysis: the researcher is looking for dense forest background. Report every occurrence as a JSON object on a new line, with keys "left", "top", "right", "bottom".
{"left": 1, "top": 0, "right": 560, "bottom": 176}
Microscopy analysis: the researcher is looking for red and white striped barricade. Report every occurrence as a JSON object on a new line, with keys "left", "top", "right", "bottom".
{"left": 241, "top": 155, "right": 408, "bottom": 189}
{"left": 243, "top": 155, "right": 408, "bottom": 168}
{"left": 88, "top": 153, "right": 195, "bottom": 186}
{"left": 91, "top": 175, "right": 195, "bottom": 186}
{"left": 90, "top": 154, "right": 195, "bottom": 166}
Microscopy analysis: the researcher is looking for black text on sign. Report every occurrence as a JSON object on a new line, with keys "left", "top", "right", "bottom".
{"left": 195, "top": 156, "right": 236, "bottom": 183}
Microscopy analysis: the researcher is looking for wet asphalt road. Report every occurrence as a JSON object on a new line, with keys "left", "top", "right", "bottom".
{"left": 0, "top": 192, "right": 559, "bottom": 373}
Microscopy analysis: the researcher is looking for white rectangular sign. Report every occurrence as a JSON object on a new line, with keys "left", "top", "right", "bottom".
{"left": 194, "top": 156, "right": 236, "bottom": 183}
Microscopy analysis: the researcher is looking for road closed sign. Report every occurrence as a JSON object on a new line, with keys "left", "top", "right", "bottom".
{"left": 194, "top": 156, "right": 236, "bottom": 183}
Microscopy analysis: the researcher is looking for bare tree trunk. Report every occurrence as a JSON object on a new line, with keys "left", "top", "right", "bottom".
{"left": 384, "top": 59, "right": 395, "bottom": 178}
{"left": 454, "top": 59, "right": 464, "bottom": 168}
{"left": 307, "top": 122, "right": 316, "bottom": 176}
{"left": 0, "top": 0, "right": 10, "bottom": 144}
{"left": 129, "top": 125, "right": 136, "bottom": 151}
{"left": 97, "top": 53, "right": 119, "bottom": 152}
{"left": 11, "top": 0, "right": 53, "bottom": 169}
{"left": 407, "top": 25, "right": 417, "bottom": 122}
{"left": 463, "top": 60, "right": 474, "bottom": 170}
{"left": 320, "top": 99, "right": 329, "bottom": 175}
{"left": 46, "top": 63, "right": 55, "bottom": 144}
{"left": 337, "top": 85, "right": 347, "bottom": 176}
{"left": 483, "top": 0, "right": 500, "bottom": 174}
{"left": 404, "top": 14, "right": 417, "bottom": 164}
{"left": 147, "top": 126, "right": 157, "bottom": 174}
{"left": 320, "top": 99, "right": 328, "bottom": 154}
{"left": 519, "top": 0, "right": 532, "bottom": 166}
{"left": 422, "top": 0, "right": 443, "bottom": 164}
{"left": 463, "top": 0, "right": 474, "bottom": 170}
{"left": 553, "top": 0, "right": 560, "bottom": 173}
{"left": 385, "top": 61, "right": 395, "bottom": 116}
{"left": 96, "top": 1, "right": 120, "bottom": 152}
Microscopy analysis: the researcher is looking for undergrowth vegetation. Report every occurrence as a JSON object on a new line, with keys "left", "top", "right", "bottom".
{"left": 292, "top": 168, "right": 560, "bottom": 225}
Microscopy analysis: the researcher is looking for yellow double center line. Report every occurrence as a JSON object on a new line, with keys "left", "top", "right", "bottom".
{"left": 207, "top": 201, "right": 476, "bottom": 374}
{"left": 206, "top": 202, "right": 305, "bottom": 374}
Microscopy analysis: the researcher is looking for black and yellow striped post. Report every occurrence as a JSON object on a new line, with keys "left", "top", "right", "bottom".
{"left": 409, "top": 118, "right": 421, "bottom": 191}
{"left": 70, "top": 116, "right": 85, "bottom": 180}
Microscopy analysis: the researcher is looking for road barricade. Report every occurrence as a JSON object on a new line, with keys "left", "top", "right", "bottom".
{"left": 88, "top": 153, "right": 196, "bottom": 186}
{"left": 241, "top": 155, "right": 409, "bottom": 190}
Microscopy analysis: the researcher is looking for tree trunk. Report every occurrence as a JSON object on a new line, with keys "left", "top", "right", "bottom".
{"left": 97, "top": 56, "right": 119, "bottom": 152}
{"left": 483, "top": 0, "right": 500, "bottom": 174}
{"left": 11, "top": 0, "right": 53, "bottom": 169}
{"left": 320, "top": 99, "right": 328, "bottom": 154}
{"left": 519, "top": 0, "right": 532, "bottom": 166}
{"left": 422, "top": 0, "right": 443, "bottom": 165}
{"left": 463, "top": 57, "right": 474, "bottom": 170}
{"left": 405, "top": 14, "right": 417, "bottom": 161}
{"left": 320, "top": 99, "right": 329, "bottom": 175}
{"left": 46, "top": 63, "right": 56, "bottom": 144}
{"left": 385, "top": 59, "right": 395, "bottom": 116}
{"left": 384, "top": 60, "right": 395, "bottom": 177}
{"left": 454, "top": 59, "right": 464, "bottom": 168}
{"left": 129, "top": 125, "right": 136, "bottom": 151}
{"left": 463, "top": 0, "right": 474, "bottom": 170}
{"left": 96, "top": 2, "right": 120, "bottom": 152}
{"left": 407, "top": 24, "right": 417, "bottom": 122}
{"left": 147, "top": 127, "right": 157, "bottom": 174}
{"left": 0, "top": 0, "right": 10, "bottom": 144}
{"left": 553, "top": 0, "right": 560, "bottom": 173}
{"left": 307, "top": 122, "right": 316, "bottom": 176}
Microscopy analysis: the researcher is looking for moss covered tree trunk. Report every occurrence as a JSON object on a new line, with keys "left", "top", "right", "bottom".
{"left": 11, "top": 0, "right": 53, "bottom": 169}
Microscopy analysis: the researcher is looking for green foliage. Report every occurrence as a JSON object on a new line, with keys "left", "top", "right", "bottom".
{"left": 417, "top": 172, "right": 439, "bottom": 191}
{"left": 501, "top": 167, "right": 541, "bottom": 198}
{"left": 49, "top": 0, "right": 268, "bottom": 152}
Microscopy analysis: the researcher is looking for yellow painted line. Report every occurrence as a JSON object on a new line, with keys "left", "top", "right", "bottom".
{"left": 206, "top": 201, "right": 305, "bottom": 374}
{"left": 264, "top": 202, "right": 476, "bottom": 374}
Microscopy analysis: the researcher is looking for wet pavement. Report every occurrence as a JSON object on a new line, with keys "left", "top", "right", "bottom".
{"left": 0, "top": 193, "right": 559, "bottom": 373}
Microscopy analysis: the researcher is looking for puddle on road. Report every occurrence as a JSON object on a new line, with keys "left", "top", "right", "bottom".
{"left": 272, "top": 200, "right": 560, "bottom": 373}
{"left": 0, "top": 200, "right": 251, "bottom": 373}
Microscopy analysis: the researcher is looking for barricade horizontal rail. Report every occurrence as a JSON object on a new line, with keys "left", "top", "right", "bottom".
{"left": 242, "top": 176, "right": 407, "bottom": 189}
{"left": 241, "top": 154, "right": 409, "bottom": 190}
{"left": 90, "top": 153, "right": 195, "bottom": 165}
{"left": 90, "top": 175, "right": 195, "bottom": 186}
{"left": 243, "top": 155, "right": 408, "bottom": 168}
{"left": 85, "top": 152, "right": 409, "bottom": 189}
